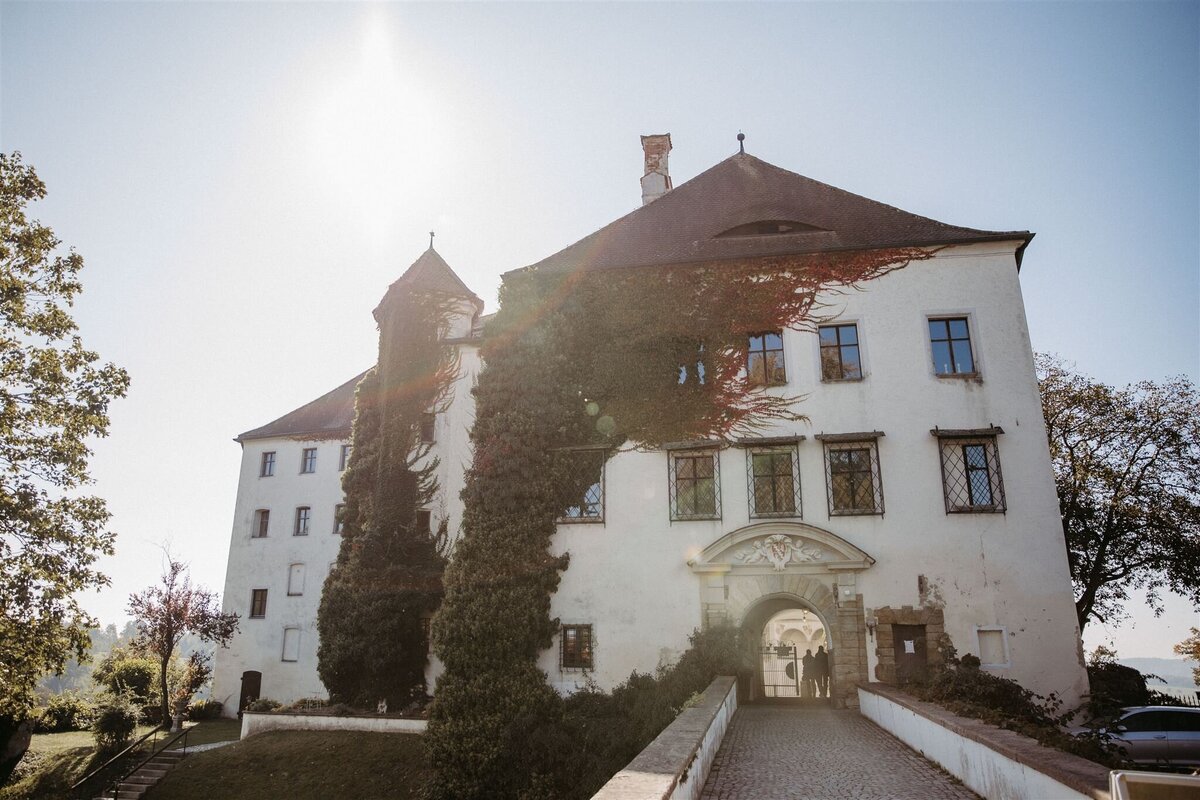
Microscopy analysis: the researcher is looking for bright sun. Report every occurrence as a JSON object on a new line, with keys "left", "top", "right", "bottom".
{"left": 309, "top": 15, "right": 443, "bottom": 244}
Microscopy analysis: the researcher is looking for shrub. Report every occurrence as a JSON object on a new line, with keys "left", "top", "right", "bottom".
{"left": 33, "top": 692, "right": 95, "bottom": 733}
{"left": 907, "top": 635, "right": 1125, "bottom": 767}
{"left": 245, "top": 698, "right": 281, "bottom": 713}
{"left": 280, "top": 697, "right": 328, "bottom": 712}
{"left": 186, "top": 699, "right": 223, "bottom": 720}
{"left": 92, "top": 649, "right": 158, "bottom": 706}
{"left": 92, "top": 694, "right": 139, "bottom": 755}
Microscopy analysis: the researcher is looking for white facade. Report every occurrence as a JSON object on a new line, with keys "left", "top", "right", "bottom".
{"left": 540, "top": 242, "right": 1088, "bottom": 704}
{"left": 212, "top": 321, "right": 479, "bottom": 711}
{"left": 213, "top": 143, "right": 1089, "bottom": 713}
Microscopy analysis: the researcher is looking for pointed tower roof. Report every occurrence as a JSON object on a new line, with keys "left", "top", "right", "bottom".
{"left": 375, "top": 246, "right": 482, "bottom": 321}
{"left": 236, "top": 370, "right": 367, "bottom": 443}
{"left": 511, "top": 153, "right": 1033, "bottom": 276}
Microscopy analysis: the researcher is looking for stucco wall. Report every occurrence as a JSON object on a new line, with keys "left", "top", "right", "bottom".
{"left": 216, "top": 241, "right": 1089, "bottom": 712}
{"left": 211, "top": 323, "right": 480, "bottom": 712}
{"left": 543, "top": 243, "right": 1088, "bottom": 707}
{"left": 591, "top": 676, "right": 737, "bottom": 800}
{"left": 858, "top": 684, "right": 1110, "bottom": 800}
{"left": 240, "top": 711, "right": 427, "bottom": 738}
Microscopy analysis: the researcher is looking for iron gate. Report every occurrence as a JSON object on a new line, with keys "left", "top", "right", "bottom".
{"left": 760, "top": 645, "right": 800, "bottom": 698}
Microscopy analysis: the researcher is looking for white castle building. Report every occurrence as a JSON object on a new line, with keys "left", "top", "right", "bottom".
{"left": 212, "top": 135, "right": 1089, "bottom": 713}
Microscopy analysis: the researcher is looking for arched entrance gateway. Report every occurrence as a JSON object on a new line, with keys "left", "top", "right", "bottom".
{"left": 688, "top": 522, "right": 874, "bottom": 709}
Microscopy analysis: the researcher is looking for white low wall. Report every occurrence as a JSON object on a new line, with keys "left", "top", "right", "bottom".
{"left": 858, "top": 684, "right": 1109, "bottom": 800}
{"left": 591, "top": 676, "right": 738, "bottom": 800}
{"left": 240, "top": 711, "right": 427, "bottom": 739}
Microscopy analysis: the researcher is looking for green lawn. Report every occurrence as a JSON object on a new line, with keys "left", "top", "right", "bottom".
{"left": 146, "top": 731, "right": 430, "bottom": 800}
{"left": 167, "top": 719, "right": 241, "bottom": 749}
{"left": 0, "top": 721, "right": 241, "bottom": 800}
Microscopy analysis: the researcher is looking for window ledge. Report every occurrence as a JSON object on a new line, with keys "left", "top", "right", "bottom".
{"left": 750, "top": 512, "right": 803, "bottom": 520}
{"left": 820, "top": 376, "right": 865, "bottom": 384}
{"left": 671, "top": 515, "right": 722, "bottom": 522}
{"left": 934, "top": 372, "right": 982, "bottom": 382}
{"left": 829, "top": 509, "right": 883, "bottom": 517}
{"left": 557, "top": 518, "right": 605, "bottom": 525}
{"left": 947, "top": 507, "right": 1006, "bottom": 514}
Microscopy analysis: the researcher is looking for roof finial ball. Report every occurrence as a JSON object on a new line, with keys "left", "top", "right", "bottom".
{"left": 737, "top": 131, "right": 745, "bottom": 154}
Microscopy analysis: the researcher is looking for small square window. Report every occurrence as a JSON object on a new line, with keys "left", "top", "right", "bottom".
{"left": 301, "top": 448, "right": 317, "bottom": 474}
{"left": 554, "top": 449, "right": 605, "bottom": 523}
{"left": 977, "top": 627, "right": 1009, "bottom": 667}
{"left": 252, "top": 509, "right": 270, "bottom": 539}
{"left": 821, "top": 438, "right": 884, "bottom": 515}
{"left": 420, "top": 413, "right": 436, "bottom": 444}
{"left": 747, "top": 446, "right": 801, "bottom": 518}
{"left": 287, "top": 563, "right": 305, "bottom": 596}
{"left": 339, "top": 444, "right": 352, "bottom": 471}
{"left": 250, "top": 589, "right": 267, "bottom": 618}
{"left": 929, "top": 317, "right": 976, "bottom": 376}
{"left": 935, "top": 433, "right": 1006, "bottom": 513}
{"left": 281, "top": 627, "right": 300, "bottom": 662}
{"left": 334, "top": 504, "right": 346, "bottom": 535}
{"left": 818, "top": 324, "right": 862, "bottom": 381}
{"left": 669, "top": 449, "right": 721, "bottom": 521}
{"left": 747, "top": 331, "right": 786, "bottom": 385}
{"left": 260, "top": 451, "right": 276, "bottom": 477}
{"left": 561, "top": 624, "right": 593, "bottom": 670}
{"left": 294, "top": 506, "right": 311, "bottom": 536}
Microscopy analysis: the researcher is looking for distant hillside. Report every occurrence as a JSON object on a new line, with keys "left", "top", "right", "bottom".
{"left": 1120, "top": 657, "right": 1198, "bottom": 688}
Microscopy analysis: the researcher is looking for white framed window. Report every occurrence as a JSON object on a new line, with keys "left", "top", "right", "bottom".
{"left": 928, "top": 316, "right": 977, "bottom": 377}
{"left": 818, "top": 433, "right": 884, "bottom": 516}
{"left": 252, "top": 509, "right": 270, "bottom": 538}
{"left": 746, "top": 444, "right": 801, "bottom": 519}
{"left": 287, "top": 563, "right": 305, "bottom": 596}
{"left": 339, "top": 443, "right": 352, "bottom": 471}
{"left": 818, "top": 323, "right": 863, "bottom": 381}
{"left": 668, "top": 446, "right": 721, "bottom": 521}
{"left": 933, "top": 428, "right": 1006, "bottom": 513}
{"left": 300, "top": 447, "right": 317, "bottom": 474}
{"left": 747, "top": 331, "right": 786, "bottom": 386}
{"left": 249, "top": 589, "right": 267, "bottom": 618}
{"left": 976, "top": 626, "right": 1010, "bottom": 667}
{"left": 281, "top": 627, "right": 300, "bottom": 662}
{"left": 260, "top": 451, "right": 276, "bottom": 477}
{"left": 294, "top": 506, "right": 311, "bottom": 536}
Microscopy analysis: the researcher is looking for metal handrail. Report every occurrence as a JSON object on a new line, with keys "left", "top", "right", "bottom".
{"left": 70, "top": 724, "right": 165, "bottom": 793}
{"left": 106, "top": 725, "right": 191, "bottom": 799}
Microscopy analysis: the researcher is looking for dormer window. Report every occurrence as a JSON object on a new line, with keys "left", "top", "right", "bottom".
{"left": 715, "top": 220, "right": 826, "bottom": 238}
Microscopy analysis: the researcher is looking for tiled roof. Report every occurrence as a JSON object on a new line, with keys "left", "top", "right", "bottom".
{"left": 375, "top": 247, "right": 482, "bottom": 321}
{"left": 236, "top": 371, "right": 366, "bottom": 443}
{"left": 512, "top": 153, "right": 1032, "bottom": 276}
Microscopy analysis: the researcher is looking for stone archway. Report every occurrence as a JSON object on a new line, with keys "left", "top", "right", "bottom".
{"left": 688, "top": 521, "right": 873, "bottom": 708}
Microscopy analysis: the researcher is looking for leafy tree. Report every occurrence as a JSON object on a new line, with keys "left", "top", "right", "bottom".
{"left": 1037, "top": 355, "right": 1200, "bottom": 630}
{"left": 1175, "top": 628, "right": 1200, "bottom": 686}
{"left": 127, "top": 557, "right": 238, "bottom": 726}
{"left": 0, "top": 152, "right": 130, "bottom": 781}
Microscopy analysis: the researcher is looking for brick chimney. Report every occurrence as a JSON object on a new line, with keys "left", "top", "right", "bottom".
{"left": 640, "top": 133, "right": 673, "bottom": 205}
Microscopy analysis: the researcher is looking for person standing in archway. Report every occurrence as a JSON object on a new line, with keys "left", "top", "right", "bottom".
{"left": 801, "top": 648, "right": 816, "bottom": 698}
{"left": 814, "top": 645, "right": 830, "bottom": 698}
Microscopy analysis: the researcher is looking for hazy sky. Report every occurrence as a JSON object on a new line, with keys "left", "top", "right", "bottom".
{"left": 2, "top": 2, "right": 1196, "bottom": 659}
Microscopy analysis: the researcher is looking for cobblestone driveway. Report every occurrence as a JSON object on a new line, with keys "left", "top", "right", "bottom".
{"left": 700, "top": 705, "right": 979, "bottom": 799}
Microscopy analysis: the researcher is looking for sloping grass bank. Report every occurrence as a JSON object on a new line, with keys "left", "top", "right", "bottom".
{"left": 145, "top": 731, "right": 429, "bottom": 800}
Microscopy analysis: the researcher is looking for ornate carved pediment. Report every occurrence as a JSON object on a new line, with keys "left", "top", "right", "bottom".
{"left": 689, "top": 522, "right": 874, "bottom": 574}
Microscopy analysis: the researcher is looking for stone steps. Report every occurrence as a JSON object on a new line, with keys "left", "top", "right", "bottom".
{"left": 92, "top": 750, "right": 188, "bottom": 800}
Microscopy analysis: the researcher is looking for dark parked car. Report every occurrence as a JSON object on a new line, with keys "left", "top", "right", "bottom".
{"left": 1107, "top": 707, "right": 1200, "bottom": 768}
